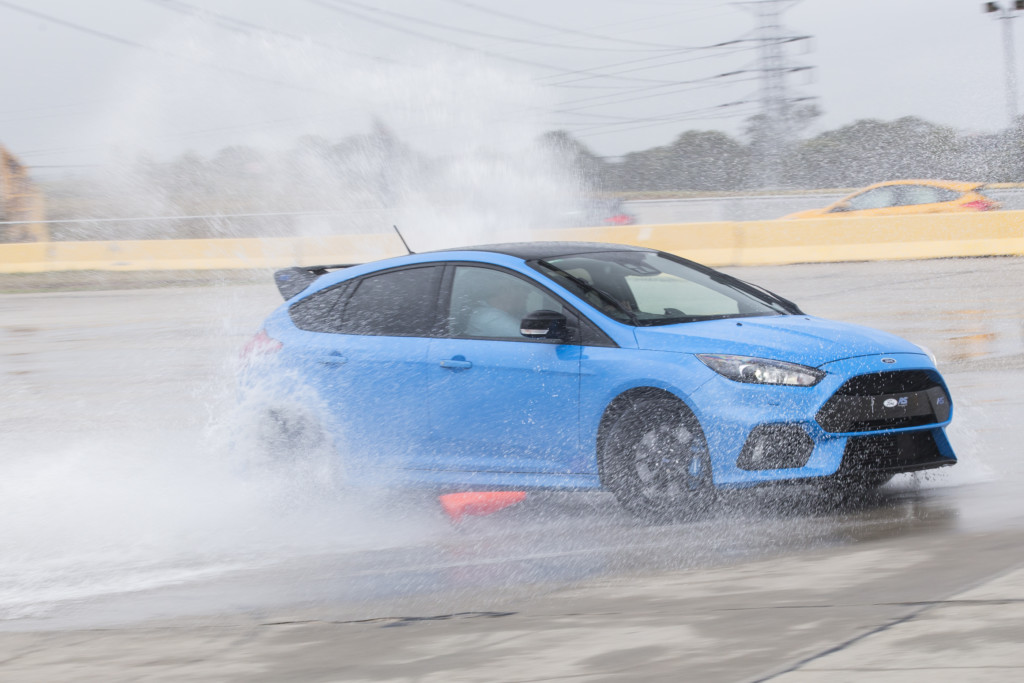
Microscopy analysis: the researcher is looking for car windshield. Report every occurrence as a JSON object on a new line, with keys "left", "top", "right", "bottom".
{"left": 530, "top": 251, "right": 790, "bottom": 326}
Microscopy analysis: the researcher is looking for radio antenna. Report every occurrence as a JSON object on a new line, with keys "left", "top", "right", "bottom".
{"left": 393, "top": 225, "right": 414, "bottom": 254}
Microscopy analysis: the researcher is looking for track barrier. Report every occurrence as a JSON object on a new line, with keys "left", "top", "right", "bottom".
{"left": 3, "top": 211, "right": 1024, "bottom": 273}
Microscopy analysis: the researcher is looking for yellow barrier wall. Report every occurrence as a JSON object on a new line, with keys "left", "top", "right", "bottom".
{"left": 0, "top": 234, "right": 400, "bottom": 274}
{"left": 3, "top": 211, "right": 1024, "bottom": 273}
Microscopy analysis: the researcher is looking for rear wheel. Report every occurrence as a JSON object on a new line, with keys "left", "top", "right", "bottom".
{"left": 250, "top": 405, "right": 344, "bottom": 489}
{"left": 601, "top": 397, "right": 715, "bottom": 521}
{"left": 257, "top": 408, "right": 330, "bottom": 462}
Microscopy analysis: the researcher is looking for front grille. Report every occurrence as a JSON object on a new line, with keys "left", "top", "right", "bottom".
{"left": 816, "top": 370, "right": 950, "bottom": 433}
{"left": 837, "top": 430, "right": 953, "bottom": 476}
{"left": 832, "top": 370, "right": 941, "bottom": 396}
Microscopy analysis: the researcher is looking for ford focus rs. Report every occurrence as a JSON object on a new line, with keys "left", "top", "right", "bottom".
{"left": 243, "top": 242, "right": 956, "bottom": 518}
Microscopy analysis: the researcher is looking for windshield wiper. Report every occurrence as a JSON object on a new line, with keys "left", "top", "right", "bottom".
{"left": 536, "top": 259, "right": 640, "bottom": 326}
{"left": 734, "top": 278, "right": 802, "bottom": 314}
{"left": 703, "top": 270, "right": 801, "bottom": 314}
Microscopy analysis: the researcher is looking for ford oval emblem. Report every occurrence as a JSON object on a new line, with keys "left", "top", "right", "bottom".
{"left": 881, "top": 357, "right": 897, "bottom": 364}
{"left": 883, "top": 398, "right": 899, "bottom": 408}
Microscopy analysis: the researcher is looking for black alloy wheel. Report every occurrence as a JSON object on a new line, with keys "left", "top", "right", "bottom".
{"left": 601, "top": 397, "right": 715, "bottom": 521}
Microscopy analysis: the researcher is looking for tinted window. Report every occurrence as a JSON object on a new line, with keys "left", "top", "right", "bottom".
{"left": 338, "top": 266, "right": 442, "bottom": 337}
{"left": 844, "top": 187, "right": 897, "bottom": 211}
{"left": 448, "top": 266, "right": 565, "bottom": 340}
{"left": 531, "top": 251, "right": 787, "bottom": 326}
{"left": 896, "top": 185, "right": 945, "bottom": 205}
{"left": 933, "top": 187, "right": 962, "bottom": 202}
{"left": 289, "top": 284, "right": 349, "bottom": 333}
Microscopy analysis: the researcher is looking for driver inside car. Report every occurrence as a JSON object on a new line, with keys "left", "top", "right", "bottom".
{"left": 465, "top": 284, "right": 527, "bottom": 338}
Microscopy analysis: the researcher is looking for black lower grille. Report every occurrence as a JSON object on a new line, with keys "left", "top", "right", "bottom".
{"left": 837, "top": 430, "right": 953, "bottom": 476}
{"left": 817, "top": 370, "right": 951, "bottom": 433}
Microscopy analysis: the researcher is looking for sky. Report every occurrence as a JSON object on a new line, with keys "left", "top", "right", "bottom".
{"left": 0, "top": 0, "right": 1016, "bottom": 175}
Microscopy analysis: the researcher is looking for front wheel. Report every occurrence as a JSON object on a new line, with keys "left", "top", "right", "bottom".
{"left": 601, "top": 397, "right": 715, "bottom": 521}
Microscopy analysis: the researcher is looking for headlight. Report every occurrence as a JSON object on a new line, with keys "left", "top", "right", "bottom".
{"left": 697, "top": 354, "right": 825, "bottom": 386}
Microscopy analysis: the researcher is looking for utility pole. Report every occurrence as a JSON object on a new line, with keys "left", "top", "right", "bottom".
{"left": 736, "top": 0, "right": 810, "bottom": 189}
{"left": 984, "top": 1, "right": 1024, "bottom": 127}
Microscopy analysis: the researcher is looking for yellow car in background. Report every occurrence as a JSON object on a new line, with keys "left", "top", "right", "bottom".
{"left": 783, "top": 180, "right": 1001, "bottom": 219}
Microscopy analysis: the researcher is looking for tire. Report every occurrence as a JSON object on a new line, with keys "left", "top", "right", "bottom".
{"left": 250, "top": 405, "right": 344, "bottom": 490}
{"left": 600, "top": 397, "right": 715, "bottom": 521}
{"left": 257, "top": 408, "right": 329, "bottom": 461}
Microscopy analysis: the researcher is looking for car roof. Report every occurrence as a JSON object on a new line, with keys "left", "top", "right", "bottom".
{"left": 859, "top": 179, "right": 985, "bottom": 192}
{"left": 437, "top": 241, "right": 653, "bottom": 261}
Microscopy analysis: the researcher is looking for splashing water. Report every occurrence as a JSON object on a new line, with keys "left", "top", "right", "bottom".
{"left": 0, "top": 17, "right": 598, "bottom": 620}
{"left": 80, "top": 17, "right": 592, "bottom": 245}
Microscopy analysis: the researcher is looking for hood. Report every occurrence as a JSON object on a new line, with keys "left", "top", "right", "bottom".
{"left": 632, "top": 315, "right": 925, "bottom": 367}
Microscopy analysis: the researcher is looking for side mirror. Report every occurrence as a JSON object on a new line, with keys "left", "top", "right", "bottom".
{"left": 828, "top": 202, "right": 853, "bottom": 213}
{"left": 520, "top": 309, "right": 568, "bottom": 340}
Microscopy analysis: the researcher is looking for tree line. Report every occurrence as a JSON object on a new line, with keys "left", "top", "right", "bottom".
{"left": 549, "top": 116, "right": 1024, "bottom": 193}
{"left": 38, "top": 115, "right": 1024, "bottom": 240}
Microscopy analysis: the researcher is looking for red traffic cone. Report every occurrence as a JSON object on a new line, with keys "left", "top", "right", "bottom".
{"left": 439, "top": 491, "right": 527, "bottom": 523}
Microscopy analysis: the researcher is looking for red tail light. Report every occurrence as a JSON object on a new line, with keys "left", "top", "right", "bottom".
{"left": 960, "top": 199, "right": 997, "bottom": 211}
{"left": 241, "top": 329, "right": 282, "bottom": 360}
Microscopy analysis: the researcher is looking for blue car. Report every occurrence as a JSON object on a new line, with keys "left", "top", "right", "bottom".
{"left": 244, "top": 242, "right": 956, "bottom": 518}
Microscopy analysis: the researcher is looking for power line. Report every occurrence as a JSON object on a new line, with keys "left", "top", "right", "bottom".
{"left": 143, "top": 0, "right": 392, "bottom": 64}
{"left": 555, "top": 70, "right": 756, "bottom": 113}
{"left": 308, "top": 0, "right": 686, "bottom": 85}
{"left": 548, "top": 86, "right": 761, "bottom": 125}
{"left": 0, "top": 0, "right": 317, "bottom": 93}
{"left": 571, "top": 101, "right": 762, "bottom": 138}
{"left": 544, "top": 36, "right": 806, "bottom": 87}
{"left": 538, "top": 40, "right": 752, "bottom": 87}
{"left": 335, "top": 0, "right": 678, "bottom": 53}
{"left": 441, "top": 0, "right": 720, "bottom": 51}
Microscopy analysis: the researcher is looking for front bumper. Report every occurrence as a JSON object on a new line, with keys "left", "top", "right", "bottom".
{"left": 689, "top": 353, "right": 957, "bottom": 487}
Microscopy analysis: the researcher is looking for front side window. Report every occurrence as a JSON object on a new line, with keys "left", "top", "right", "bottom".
{"left": 896, "top": 185, "right": 944, "bottom": 206}
{"left": 844, "top": 187, "right": 897, "bottom": 211}
{"left": 337, "top": 266, "right": 442, "bottom": 337}
{"left": 932, "top": 187, "right": 963, "bottom": 203}
{"left": 448, "top": 266, "right": 565, "bottom": 340}
{"left": 531, "top": 251, "right": 787, "bottom": 326}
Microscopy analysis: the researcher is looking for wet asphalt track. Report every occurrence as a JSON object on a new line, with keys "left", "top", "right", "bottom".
{"left": 1, "top": 256, "right": 1023, "bottom": 679}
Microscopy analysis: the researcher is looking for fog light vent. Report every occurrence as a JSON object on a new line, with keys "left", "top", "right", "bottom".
{"left": 737, "top": 424, "right": 814, "bottom": 470}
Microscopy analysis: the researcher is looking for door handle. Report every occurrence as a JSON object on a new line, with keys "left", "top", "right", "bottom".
{"left": 318, "top": 353, "right": 347, "bottom": 365}
{"left": 440, "top": 359, "right": 473, "bottom": 370}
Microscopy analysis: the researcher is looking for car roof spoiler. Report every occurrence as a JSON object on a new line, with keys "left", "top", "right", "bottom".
{"left": 273, "top": 263, "right": 360, "bottom": 300}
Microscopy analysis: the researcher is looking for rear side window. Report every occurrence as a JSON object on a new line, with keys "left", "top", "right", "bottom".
{"left": 896, "top": 185, "right": 957, "bottom": 205}
{"left": 338, "top": 266, "right": 442, "bottom": 337}
{"left": 289, "top": 284, "right": 349, "bottom": 333}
